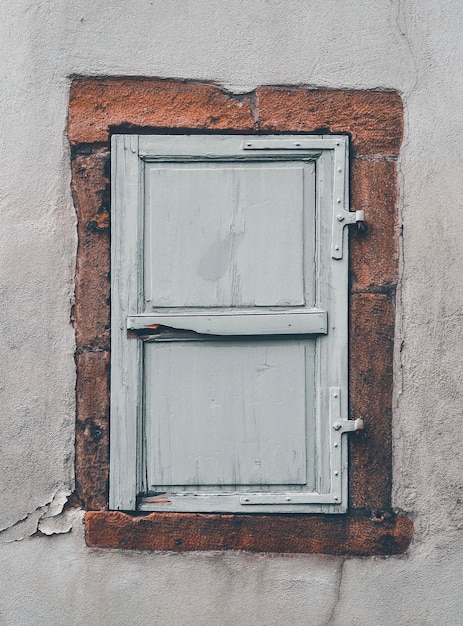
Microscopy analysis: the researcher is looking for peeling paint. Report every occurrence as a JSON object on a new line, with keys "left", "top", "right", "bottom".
{"left": 38, "top": 508, "right": 75, "bottom": 536}
{"left": 0, "top": 488, "right": 72, "bottom": 543}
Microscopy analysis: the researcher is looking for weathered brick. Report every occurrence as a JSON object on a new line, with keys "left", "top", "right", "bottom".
{"left": 76, "top": 351, "right": 110, "bottom": 510}
{"left": 256, "top": 87, "right": 403, "bottom": 155}
{"left": 72, "top": 149, "right": 110, "bottom": 352}
{"left": 350, "top": 158, "right": 399, "bottom": 291}
{"left": 68, "top": 79, "right": 255, "bottom": 144}
{"left": 85, "top": 511, "right": 413, "bottom": 555}
{"left": 349, "top": 293, "right": 394, "bottom": 510}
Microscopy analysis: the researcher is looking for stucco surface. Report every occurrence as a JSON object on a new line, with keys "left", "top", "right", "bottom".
{"left": 0, "top": 514, "right": 462, "bottom": 625}
{"left": 1, "top": 0, "right": 463, "bottom": 623}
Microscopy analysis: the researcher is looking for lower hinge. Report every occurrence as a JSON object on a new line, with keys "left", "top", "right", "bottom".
{"left": 330, "top": 387, "right": 364, "bottom": 434}
{"left": 333, "top": 418, "right": 364, "bottom": 433}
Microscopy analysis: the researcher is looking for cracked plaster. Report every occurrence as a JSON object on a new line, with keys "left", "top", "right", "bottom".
{"left": 1, "top": 0, "right": 463, "bottom": 623}
{"left": 0, "top": 489, "right": 73, "bottom": 543}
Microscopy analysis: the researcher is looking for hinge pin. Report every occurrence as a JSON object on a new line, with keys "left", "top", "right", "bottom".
{"left": 355, "top": 209, "right": 366, "bottom": 231}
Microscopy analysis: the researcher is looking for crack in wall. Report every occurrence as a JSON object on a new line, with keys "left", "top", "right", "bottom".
{"left": 392, "top": 0, "right": 418, "bottom": 526}
{"left": 0, "top": 487, "right": 73, "bottom": 543}
{"left": 325, "top": 557, "right": 345, "bottom": 626}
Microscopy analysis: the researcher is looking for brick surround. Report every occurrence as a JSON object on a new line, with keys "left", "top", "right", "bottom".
{"left": 69, "top": 78, "right": 412, "bottom": 553}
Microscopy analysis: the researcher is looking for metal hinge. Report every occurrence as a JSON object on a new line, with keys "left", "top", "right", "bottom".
{"left": 332, "top": 209, "right": 365, "bottom": 259}
{"left": 332, "top": 418, "right": 364, "bottom": 433}
{"left": 330, "top": 387, "right": 364, "bottom": 433}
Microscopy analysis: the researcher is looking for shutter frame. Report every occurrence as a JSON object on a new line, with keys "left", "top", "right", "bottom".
{"left": 110, "top": 134, "right": 351, "bottom": 513}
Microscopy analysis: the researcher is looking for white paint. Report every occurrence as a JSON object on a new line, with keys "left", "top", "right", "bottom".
{"left": 146, "top": 162, "right": 306, "bottom": 306}
{"left": 145, "top": 340, "right": 309, "bottom": 486}
{"left": 0, "top": 0, "right": 463, "bottom": 622}
{"left": 112, "top": 134, "right": 349, "bottom": 512}
{"left": 0, "top": 489, "right": 71, "bottom": 543}
{"left": 127, "top": 309, "right": 328, "bottom": 335}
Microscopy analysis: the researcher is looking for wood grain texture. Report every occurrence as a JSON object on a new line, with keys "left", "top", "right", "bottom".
{"left": 109, "top": 134, "right": 142, "bottom": 510}
{"left": 127, "top": 309, "right": 327, "bottom": 335}
{"left": 112, "top": 134, "right": 350, "bottom": 513}
{"left": 145, "top": 340, "right": 310, "bottom": 490}
{"left": 145, "top": 162, "right": 307, "bottom": 308}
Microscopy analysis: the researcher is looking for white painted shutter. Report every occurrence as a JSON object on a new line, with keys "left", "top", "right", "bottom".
{"left": 110, "top": 134, "right": 351, "bottom": 513}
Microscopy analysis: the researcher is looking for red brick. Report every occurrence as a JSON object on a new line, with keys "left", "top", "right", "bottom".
{"left": 68, "top": 79, "right": 255, "bottom": 144}
{"left": 349, "top": 293, "right": 394, "bottom": 510}
{"left": 72, "top": 149, "right": 110, "bottom": 352}
{"left": 350, "top": 159, "right": 399, "bottom": 291}
{"left": 85, "top": 511, "right": 413, "bottom": 555}
{"left": 76, "top": 351, "right": 110, "bottom": 510}
{"left": 256, "top": 87, "right": 403, "bottom": 155}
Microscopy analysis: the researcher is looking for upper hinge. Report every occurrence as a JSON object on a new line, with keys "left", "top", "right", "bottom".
{"left": 332, "top": 209, "right": 365, "bottom": 259}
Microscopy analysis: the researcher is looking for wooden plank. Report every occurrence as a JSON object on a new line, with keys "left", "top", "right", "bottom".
{"left": 137, "top": 492, "right": 339, "bottom": 514}
{"left": 144, "top": 340, "right": 310, "bottom": 491}
{"left": 128, "top": 308, "right": 327, "bottom": 335}
{"left": 109, "top": 134, "right": 142, "bottom": 510}
{"left": 109, "top": 133, "right": 350, "bottom": 514}
{"left": 144, "top": 162, "right": 307, "bottom": 308}
{"left": 139, "top": 134, "right": 340, "bottom": 157}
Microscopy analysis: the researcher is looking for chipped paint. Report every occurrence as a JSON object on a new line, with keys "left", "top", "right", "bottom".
{"left": 0, "top": 489, "right": 72, "bottom": 543}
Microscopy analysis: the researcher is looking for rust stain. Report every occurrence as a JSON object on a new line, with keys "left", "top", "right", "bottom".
{"left": 143, "top": 495, "right": 172, "bottom": 504}
{"left": 94, "top": 212, "right": 109, "bottom": 230}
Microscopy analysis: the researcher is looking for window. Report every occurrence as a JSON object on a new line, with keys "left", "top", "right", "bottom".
{"left": 110, "top": 133, "right": 362, "bottom": 514}
{"left": 71, "top": 78, "right": 412, "bottom": 553}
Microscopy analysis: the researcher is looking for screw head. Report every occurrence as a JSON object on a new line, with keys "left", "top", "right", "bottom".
{"left": 337, "top": 214, "right": 345, "bottom": 222}
{"left": 333, "top": 422, "right": 342, "bottom": 431}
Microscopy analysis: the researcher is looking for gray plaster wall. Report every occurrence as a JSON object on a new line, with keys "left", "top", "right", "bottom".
{"left": 0, "top": 1, "right": 462, "bottom": 624}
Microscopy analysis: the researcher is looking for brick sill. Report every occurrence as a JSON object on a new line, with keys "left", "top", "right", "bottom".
{"left": 85, "top": 511, "right": 413, "bottom": 555}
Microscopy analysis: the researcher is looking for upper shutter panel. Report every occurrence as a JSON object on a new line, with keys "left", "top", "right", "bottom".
{"left": 144, "top": 161, "right": 311, "bottom": 308}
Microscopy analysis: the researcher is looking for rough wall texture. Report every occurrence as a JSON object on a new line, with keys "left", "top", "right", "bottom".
{"left": 1, "top": 0, "right": 463, "bottom": 624}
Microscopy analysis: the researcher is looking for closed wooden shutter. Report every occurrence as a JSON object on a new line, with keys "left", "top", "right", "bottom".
{"left": 110, "top": 134, "right": 352, "bottom": 513}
